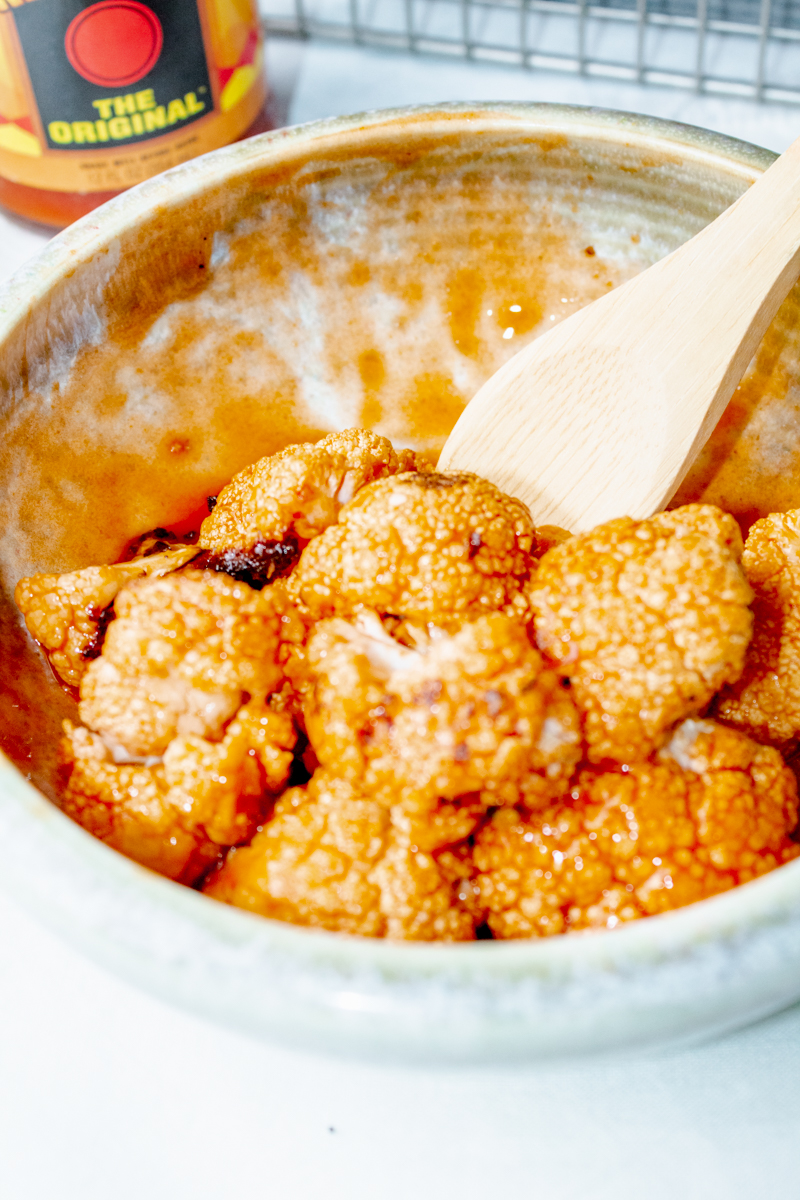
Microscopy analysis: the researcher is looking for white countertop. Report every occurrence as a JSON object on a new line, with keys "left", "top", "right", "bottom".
{"left": 2, "top": 39, "right": 800, "bottom": 1199}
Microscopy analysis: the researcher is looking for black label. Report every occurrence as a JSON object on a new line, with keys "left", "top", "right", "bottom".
{"left": 14, "top": 0, "right": 212, "bottom": 152}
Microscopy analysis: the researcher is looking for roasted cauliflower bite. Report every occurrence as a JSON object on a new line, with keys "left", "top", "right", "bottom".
{"left": 162, "top": 701, "right": 297, "bottom": 842}
{"left": 474, "top": 719, "right": 799, "bottom": 939}
{"left": 285, "top": 471, "right": 537, "bottom": 626}
{"left": 14, "top": 545, "right": 199, "bottom": 687}
{"left": 78, "top": 570, "right": 302, "bottom": 757}
{"left": 301, "top": 611, "right": 581, "bottom": 824}
{"left": 531, "top": 505, "right": 753, "bottom": 763}
{"left": 60, "top": 721, "right": 218, "bottom": 884}
{"left": 716, "top": 509, "right": 800, "bottom": 746}
{"left": 204, "top": 771, "right": 478, "bottom": 940}
{"left": 198, "top": 428, "right": 429, "bottom": 554}
{"left": 60, "top": 701, "right": 296, "bottom": 879}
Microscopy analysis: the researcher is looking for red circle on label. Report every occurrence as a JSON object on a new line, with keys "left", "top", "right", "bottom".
{"left": 65, "top": 1, "right": 164, "bottom": 88}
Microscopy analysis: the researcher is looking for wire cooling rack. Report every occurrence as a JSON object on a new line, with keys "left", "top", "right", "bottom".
{"left": 262, "top": 0, "right": 800, "bottom": 104}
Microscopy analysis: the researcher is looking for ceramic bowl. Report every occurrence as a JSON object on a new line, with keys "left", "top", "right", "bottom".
{"left": 2, "top": 102, "right": 800, "bottom": 1064}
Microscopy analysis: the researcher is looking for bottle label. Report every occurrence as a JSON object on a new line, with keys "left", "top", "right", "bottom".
{"left": 0, "top": 0, "right": 266, "bottom": 194}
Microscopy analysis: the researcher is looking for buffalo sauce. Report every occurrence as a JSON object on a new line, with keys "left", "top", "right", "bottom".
{"left": 0, "top": 0, "right": 269, "bottom": 228}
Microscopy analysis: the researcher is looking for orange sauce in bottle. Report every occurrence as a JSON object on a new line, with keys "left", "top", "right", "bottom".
{"left": 0, "top": 0, "right": 269, "bottom": 229}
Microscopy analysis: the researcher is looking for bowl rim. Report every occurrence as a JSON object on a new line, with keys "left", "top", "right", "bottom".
{"left": 0, "top": 99, "right": 776, "bottom": 352}
{"left": 1, "top": 100, "right": 797, "bottom": 1055}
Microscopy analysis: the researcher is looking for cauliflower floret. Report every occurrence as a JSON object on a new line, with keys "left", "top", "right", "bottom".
{"left": 78, "top": 570, "right": 302, "bottom": 757}
{"left": 531, "top": 505, "right": 753, "bottom": 763}
{"left": 60, "top": 700, "right": 296, "bottom": 879}
{"left": 162, "top": 702, "right": 297, "bottom": 843}
{"left": 301, "top": 611, "right": 581, "bottom": 820}
{"left": 197, "top": 429, "right": 430, "bottom": 580}
{"left": 14, "top": 545, "right": 199, "bottom": 687}
{"left": 715, "top": 509, "right": 800, "bottom": 746}
{"left": 285, "top": 471, "right": 537, "bottom": 626}
{"left": 370, "top": 837, "right": 480, "bottom": 941}
{"left": 60, "top": 722, "right": 219, "bottom": 884}
{"left": 204, "top": 772, "right": 477, "bottom": 940}
{"left": 474, "top": 719, "right": 799, "bottom": 939}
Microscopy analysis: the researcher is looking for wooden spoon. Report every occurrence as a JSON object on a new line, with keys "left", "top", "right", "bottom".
{"left": 438, "top": 136, "right": 800, "bottom": 533}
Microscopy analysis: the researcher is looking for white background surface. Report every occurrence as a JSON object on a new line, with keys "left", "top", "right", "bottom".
{"left": 3, "top": 38, "right": 800, "bottom": 1199}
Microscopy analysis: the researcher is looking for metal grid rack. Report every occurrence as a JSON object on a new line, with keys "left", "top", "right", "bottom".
{"left": 262, "top": 0, "right": 800, "bottom": 104}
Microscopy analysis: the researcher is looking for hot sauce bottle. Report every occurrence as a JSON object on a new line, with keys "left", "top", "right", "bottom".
{"left": 0, "top": 0, "right": 269, "bottom": 228}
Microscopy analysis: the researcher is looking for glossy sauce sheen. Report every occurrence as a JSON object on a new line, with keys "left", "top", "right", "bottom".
{"left": 1, "top": 116, "right": 798, "bottom": 795}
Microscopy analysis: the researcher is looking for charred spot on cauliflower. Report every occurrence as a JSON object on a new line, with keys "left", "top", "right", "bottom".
{"left": 14, "top": 545, "right": 200, "bottom": 687}
{"left": 204, "top": 771, "right": 478, "bottom": 940}
{"left": 474, "top": 719, "right": 799, "bottom": 939}
{"left": 286, "top": 470, "right": 537, "bottom": 626}
{"left": 198, "top": 428, "right": 430, "bottom": 562}
{"left": 531, "top": 505, "right": 753, "bottom": 763}
{"left": 300, "top": 610, "right": 582, "bottom": 821}
{"left": 192, "top": 537, "right": 302, "bottom": 592}
{"left": 715, "top": 509, "right": 800, "bottom": 747}
{"left": 78, "top": 570, "right": 302, "bottom": 757}
{"left": 122, "top": 526, "right": 199, "bottom": 560}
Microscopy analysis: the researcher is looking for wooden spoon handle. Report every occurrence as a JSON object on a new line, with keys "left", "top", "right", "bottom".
{"left": 439, "top": 134, "right": 800, "bottom": 532}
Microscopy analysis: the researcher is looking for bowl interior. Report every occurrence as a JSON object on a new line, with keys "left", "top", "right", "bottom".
{"left": 0, "top": 104, "right": 797, "bottom": 863}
